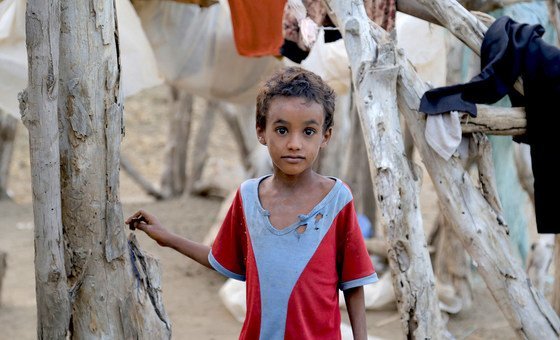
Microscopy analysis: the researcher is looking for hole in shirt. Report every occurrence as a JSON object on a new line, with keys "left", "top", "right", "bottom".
{"left": 315, "top": 213, "right": 323, "bottom": 222}
{"left": 297, "top": 224, "right": 307, "bottom": 234}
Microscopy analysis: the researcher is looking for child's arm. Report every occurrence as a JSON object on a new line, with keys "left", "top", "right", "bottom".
{"left": 126, "top": 209, "right": 213, "bottom": 269}
{"left": 343, "top": 286, "right": 368, "bottom": 340}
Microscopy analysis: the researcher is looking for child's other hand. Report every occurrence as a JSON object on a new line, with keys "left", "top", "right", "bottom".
{"left": 125, "top": 209, "right": 171, "bottom": 247}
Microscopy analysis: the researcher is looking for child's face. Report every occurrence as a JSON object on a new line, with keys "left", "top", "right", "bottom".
{"left": 257, "top": 96, "right": 332, "bottom": 177}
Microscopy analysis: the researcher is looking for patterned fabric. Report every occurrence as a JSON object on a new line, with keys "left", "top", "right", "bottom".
{"left": 282, "top": 0, "right": 396, "bottom": 51}
{"left": 209, "top": 176, "right": 378, "bottom": 339}
{"left": 365, "top": 0, "right": 397, "bottom": 32}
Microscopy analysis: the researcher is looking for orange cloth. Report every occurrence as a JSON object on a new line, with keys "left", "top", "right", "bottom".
{"left": 227, "top": 0, "right": 286, "bottom": 57}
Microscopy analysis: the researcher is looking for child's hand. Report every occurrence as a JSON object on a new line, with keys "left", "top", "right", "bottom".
{"left": 125, "top": 209, "right": 171, "bottom": 247}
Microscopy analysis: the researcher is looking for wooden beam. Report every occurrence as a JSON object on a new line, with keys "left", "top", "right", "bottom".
{"left": 460, "top": 106, "right": 526, "bottom": 135}
{"left": 326, "top": 0, "right": 447, "bottom": 337}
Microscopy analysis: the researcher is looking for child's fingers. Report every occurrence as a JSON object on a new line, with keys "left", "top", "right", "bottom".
{"left": 138, "top": 209, "right": 157, "bottom": 224}
{"left": 125, "top": 210, "right": 144, "bottom": 224}
{"left": 133, "top": 221, "right": 149, "bottom": 232}
{"left": 127, "top": 215, "right": 147, "bottom": 231}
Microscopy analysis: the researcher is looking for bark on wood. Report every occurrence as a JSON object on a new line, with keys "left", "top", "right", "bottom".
{"left": 57, "top": 0, "right": 170, "bottom": 337}
{"left": 0, "top": 113, "right": 17, "bottom": 200}
{"left": 459, "top": 0, "right": 533, "bottom": 12}
{"left": 514, "top": 144, "right": 534, "bottom": 203}
{"left": 0, "top": 251, "right": 7, "bottom": 306}
{"left": 396, "top": 13, "right": 560, "bottom": 340}
{"left": 460, "top": 106, "right": 526, "bottom": 135}
{"left": 327, "top": 1, "right": 447, "bottom": 337}
{"left": 21, "top": 1, "right": 71, "bottom": 337}
{"left": 470, "top": 133, "right": 504, "bottom": 215}
{"left": 553, "top": 235, "right": 560, "bottom": 315}
{"left": 160, "top": 86, "right": 193, "bottom": 198}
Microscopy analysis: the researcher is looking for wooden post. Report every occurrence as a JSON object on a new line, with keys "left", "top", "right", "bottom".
{"left": 326, "top": 1, "right": 447, "bottom": 337}
{"left": 20, "top": 0, "right": 71, "bottom": 337}
{"left": 189, "top": 99, "right": 217, "bottom": 193}
{"left": 56, "top": 0, "right": 170, "bottom": 337}
{"left": 160, "top": 85, "right": 193, "bottom": 198}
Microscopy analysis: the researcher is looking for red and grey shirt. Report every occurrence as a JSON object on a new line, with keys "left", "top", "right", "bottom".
{"left": 209, "top": 175, "right": 377, "bottom": 339}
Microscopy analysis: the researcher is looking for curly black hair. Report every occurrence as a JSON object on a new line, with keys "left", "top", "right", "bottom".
{"left": 256, "top": 66, "right": 335, "bottom": 131}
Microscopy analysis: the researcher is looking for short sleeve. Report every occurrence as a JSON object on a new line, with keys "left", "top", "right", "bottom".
{"left": 336, "top": 200, "right": 378, "bottom": 290}
{"left": 208, "top": 189, "right": 248, "bottom": 281}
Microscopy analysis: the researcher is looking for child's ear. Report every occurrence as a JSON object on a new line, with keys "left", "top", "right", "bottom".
{"left": 321, "top": 127, "right": 333, "bottom": 148}
{"left": 256, "top": 126, "right": 267, "bottom": 146}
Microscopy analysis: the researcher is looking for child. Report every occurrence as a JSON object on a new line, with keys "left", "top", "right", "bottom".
{"left": 126, "top": 66, "right": 378, "bottom": 339}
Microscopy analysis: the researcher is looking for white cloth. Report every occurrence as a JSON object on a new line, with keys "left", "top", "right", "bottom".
{"left": 425, "top": 111, "right": 462, "bottom": 160}
{"left": 135, "top": 0, "right": 281, "bottom": 105}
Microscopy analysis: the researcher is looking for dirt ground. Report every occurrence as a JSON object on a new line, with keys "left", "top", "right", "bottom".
{"left": 0, "top": 85, "right": 543, "bottom": 339}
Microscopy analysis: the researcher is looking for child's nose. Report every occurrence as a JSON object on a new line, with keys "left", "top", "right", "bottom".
{"left": 287, "top": 134, "right": 302, "bottom": 150}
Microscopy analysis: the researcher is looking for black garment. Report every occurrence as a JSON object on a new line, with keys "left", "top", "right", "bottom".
{"left": 280, "top": 40, "right": 309, "bottom": 63}
{"left": 324, "top": 28, "right": 342, "bottom": 43}
{"left": 419, "top": 16, "right": 560, "bottom": 234}
{"left": 280, "top": 28, "right": 342, "bottom": 64}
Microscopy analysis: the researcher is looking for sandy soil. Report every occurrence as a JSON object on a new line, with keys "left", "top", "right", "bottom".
{"left": 0, "top": 85, "right": 533, "bottom": 339}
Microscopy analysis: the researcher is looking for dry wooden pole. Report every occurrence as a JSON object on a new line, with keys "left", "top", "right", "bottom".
{"left": 459, "top": 0, "right": 531, "bottom": 12}
{"left": 460, "top": 106, "right": 526, "bottom": 135}
{"left": 189, "top": 99, "right": 217, "bottom": 193}
{"left": 554, "top": 235, "right": 560, "bottom": 315}
{"left": 57, "top": 0, "right": 170, "bottom": 337}
{"left": 326, "top": 1, "right": 447, "bottom": 337}
{"left": 160, "top": 86, "right": 193, "bottom": 198}
{"left": 20, "top": 0, "right": 71, "bottom": 337}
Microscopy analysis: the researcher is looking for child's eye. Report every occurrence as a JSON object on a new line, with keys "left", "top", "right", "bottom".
{"left": 276, "top": 127, "right": 288, "bottom": 135}
{"left": 304, "top": 128, "right": 316, "bottom": 136}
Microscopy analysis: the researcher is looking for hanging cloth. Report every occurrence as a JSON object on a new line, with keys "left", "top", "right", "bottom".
{"left": 227, "top": 0, "right": 286, "bottom": 57}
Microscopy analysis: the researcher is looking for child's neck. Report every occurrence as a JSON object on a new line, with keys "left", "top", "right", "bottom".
{"left": 270, "top": 169, "right": 318, "bottom": 191}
